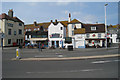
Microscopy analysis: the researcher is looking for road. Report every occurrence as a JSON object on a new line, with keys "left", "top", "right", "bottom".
{"left": 2, "top": 48, "right": 119, "bottom": 78}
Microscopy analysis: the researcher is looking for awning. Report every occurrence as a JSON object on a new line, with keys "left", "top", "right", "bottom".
{"left": 30, "top": 38, "right": 48, "bottom": 41}
{"left": 85, "top": 38, "right": 105, "bottom": 40}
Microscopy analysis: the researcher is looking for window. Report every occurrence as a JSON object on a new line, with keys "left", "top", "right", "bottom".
{"left": 51, "top": 33, "right": 60, "bottom": 38}
{"left": 7, "top": 23, "right": 13, "bottom": 27}
{"left": 17, "top": 39, "right": 18, "bottom": 44}
{"left": 14, "top": 31, "right": 16, "bottom": 35}
{"left": 111, "top": 34, "right": 112, "bottom": 37}
{"left": 28, "top": 29, "right": 31, "bottom": 31}
{"left": 8, "top": 39, "right": 11, "bottom": 44}
{"left": 72, "top": 25, "right": 74, "bottom": 29}
{"left": 60, "top": 27, "right": 63, "bottom": 30}
{"left": 72, "top": 31, "right": 74, "bottom": 35}
{"left": 91, "top": 26, "right": 96, "bottom": 31}
{"left": 98, "top": 34, "right": 101, "bottom": 38}
{"left": 21, "top": 39, "right": 23, "bottom": 43}
{"left": 38, "top": 28, "right": 39, "bottom": 30}
{"left": 19, "top": 23, "right": 22, "bottom": 26}
{"left": 86, "top": 34, "right": 89, "bottom": 38}
{"left": 27, "top": 35, "right": 29, "bottom": 38}
{"left": 8, "top": 29, "right": 11, "bottom": 35}
{"left": 19, "top": 29, "right": 22, "bottom": 34}
{"left": 34, "top": 28, "right": 37, "bottom": 31}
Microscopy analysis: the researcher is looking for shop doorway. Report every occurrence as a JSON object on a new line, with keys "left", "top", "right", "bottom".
{"left": 56, "top": 41, "right": 59, "bottom": 48}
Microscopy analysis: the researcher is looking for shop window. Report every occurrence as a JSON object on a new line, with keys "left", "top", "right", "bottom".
{"left": 98, "top": 34, "right": 101, "bottom": 38}
{"left": 86, "top": 34, "right": 89, "bottom": 38}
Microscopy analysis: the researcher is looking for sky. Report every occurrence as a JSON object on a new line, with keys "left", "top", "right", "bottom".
{"left": 1, "top": 2, "right": 118, "bottom": 25}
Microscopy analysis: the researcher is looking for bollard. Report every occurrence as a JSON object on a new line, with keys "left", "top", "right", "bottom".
{"left": 16, "top": 48, "right": 21, "bottom": 59}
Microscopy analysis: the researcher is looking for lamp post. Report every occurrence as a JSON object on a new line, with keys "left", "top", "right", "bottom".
{"left": 105, "top": 3, "right": 108, "bottom": 48}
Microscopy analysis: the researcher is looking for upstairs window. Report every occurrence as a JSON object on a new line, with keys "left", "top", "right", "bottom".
{"left": 72, "top": 31, "right": 74, "bottom": 36}
{"left": 19, "top": 23, "right": 22, "bottom": 26}
{"left": 60, "top": 27, "right": 63, "bottom": 30}
{"left": 14, "top": 31, "right": 16, "bottom": 35}
{"left": 7, "top": 23, "right": 13, "bottom": 27}
{"left": 91, "top": 26, "right": 96, "bottom": 31}
{"left": 19, "top": 29, "right": 22, "bottom": 35}
{"left": 34, "top": 28, "right": 37, "bottom": 31}
{"left": 28, "top": 29, "right": 31, "bottom": 31}
{"left": 8, "top": 29, "right": 12, "bottom": 35}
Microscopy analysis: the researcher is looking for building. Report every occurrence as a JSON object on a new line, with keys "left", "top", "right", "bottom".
{"left": 0, "top": 9, "right": 24, "bottom": 46}
{"left": 67, "top": 18, "right": 86, "bottom": 48}
{"left": 83, "top": 24, "right": 106, "bottom": 47}
{"left": 48, "top": 20, "right": 68, "bottom": 48}
{"left": 24, "top": 21, "right": 51, "bottom": 47}
{"left": 107, "top": 25, "right": 119, "bottom": 43}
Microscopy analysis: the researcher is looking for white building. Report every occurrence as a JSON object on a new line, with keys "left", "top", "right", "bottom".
{"left": 0, "top": 9, "right": 24, "bottom": 46}
{"left": 67, "top": 14, "right": 86, "bottom": 48}
{"left": 48, "top": 20, "right": 68, "bottom": 48}
{"left": 83, "top": 24, "right": 106, "bottom": 47}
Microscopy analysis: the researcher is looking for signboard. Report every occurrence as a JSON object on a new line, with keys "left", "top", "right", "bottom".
{"left": 65, "top": 37, "right": 72, "bottom": 43}
{"left": 0, "top": 33, "right": 5, "bottom": 38}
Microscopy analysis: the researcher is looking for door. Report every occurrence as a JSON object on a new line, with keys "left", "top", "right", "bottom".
{"left": 56, "top": 41, "right": 59, "bottom": 48}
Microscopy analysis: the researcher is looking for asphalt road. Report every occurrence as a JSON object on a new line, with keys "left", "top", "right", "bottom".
{"left": 2, "top": 48, "right": 119, "bottom": 78}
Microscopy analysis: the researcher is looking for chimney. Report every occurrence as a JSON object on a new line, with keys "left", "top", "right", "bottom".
{"left": 68, "top": 13, "right": 71, "bottom": 22}
{"left": 34, "top": 20, "right": 37, "bottom": 26}
{"left": 55, "top": 19, "right": 58, "bottom": 25}
{"left": 51, "top": 20, "right": 53, "bottom": 23}
{"left": 8, "top": 9, "right": 13, "bottom": 17}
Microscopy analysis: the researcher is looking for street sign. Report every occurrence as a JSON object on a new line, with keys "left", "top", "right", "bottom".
{"left": 1, "top": 33, "right": 5, "bottom": 38}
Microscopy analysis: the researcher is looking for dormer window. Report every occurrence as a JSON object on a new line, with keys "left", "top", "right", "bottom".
{"left": 91, "top": 26, "right": 96, "bottom": 31}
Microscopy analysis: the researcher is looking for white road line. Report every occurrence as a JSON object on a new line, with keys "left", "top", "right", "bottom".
{"left": 91, "top": 61, "right": 111, "bottom": 64}
{"left": 26, "top": 69, "right": 103, "bottom": 74}
{"left": 91, "top": 59, "right": 120, "bottom": 64}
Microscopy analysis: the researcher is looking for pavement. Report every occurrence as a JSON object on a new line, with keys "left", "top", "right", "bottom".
{"left": 6, "top": 46, "right": 119, "bottom": 61}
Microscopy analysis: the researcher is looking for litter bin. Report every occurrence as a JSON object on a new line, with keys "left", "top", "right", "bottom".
{"left": 68, "top": 45, "right": 73, "bottom": 51}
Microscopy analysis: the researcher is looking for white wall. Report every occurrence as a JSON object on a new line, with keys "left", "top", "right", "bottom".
{"left": 85, "top": 33, "right": 105, "bottom": 39}
{"left": 48, "top": 22, "right": 66, "bottom": 47}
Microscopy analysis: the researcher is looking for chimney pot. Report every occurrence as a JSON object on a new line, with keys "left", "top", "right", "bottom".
{"left": 51, "top": 20, "right": 53, "bottom": 23}
{"left": 34, "top": 21, "right": 37, "bottom": 26}
{"left": 55, "top": 19, "right": 58, "bottom": 24}
{"left": 8, "top": 9, "right": 13, "bottom": 17}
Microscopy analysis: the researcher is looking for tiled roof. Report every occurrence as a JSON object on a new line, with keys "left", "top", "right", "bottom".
{"left": 0, "top": 13, "right": 24, "bottom": 24}
{"left": 74, "top": 28, "right": 85, "bottom": 34}
{"left": 25, "top": 20, "right": 68, "bottom": 29}
{"left": 68, "top": 19, "right": 81, "bottom": 24}
{"left": 83, "top": 23, "right": 105, "bottom": 33}
{"left": 25, "top": 22, "right": 51, "bottom": 29}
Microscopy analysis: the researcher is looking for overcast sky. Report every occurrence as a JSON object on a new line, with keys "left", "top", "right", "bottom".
{"left": 1, "top": 2, "right": 118, "bottom": 25}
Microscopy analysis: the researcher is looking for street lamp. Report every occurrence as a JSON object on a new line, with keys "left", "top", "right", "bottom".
{"left": 105, "top": 3, "right": 108, "bottom": 48}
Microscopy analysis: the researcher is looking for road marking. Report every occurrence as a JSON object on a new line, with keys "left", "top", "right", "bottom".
{"left": 26, "top": 69, "right": 103, "bottom": 74}
{"left": 91, "top": 61, "right": 111, "bottom": 64}
{"left": 91, "top": 59, "right": 120, "bottom": 64}
{"left": 81, "top": 69, "right": 103, "bottom": 72}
